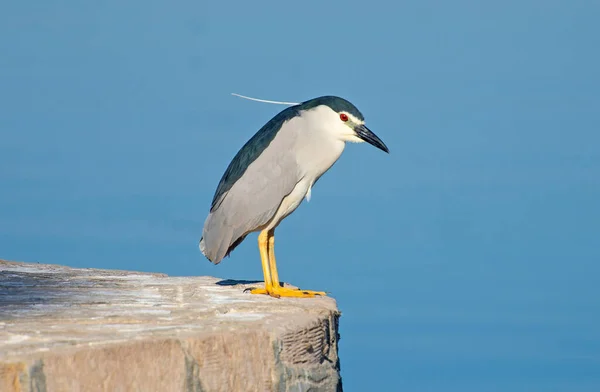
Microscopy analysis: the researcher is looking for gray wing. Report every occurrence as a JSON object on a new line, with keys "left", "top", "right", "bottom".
{"left": 199, "top": 118, "right": 302, "bottom": 264}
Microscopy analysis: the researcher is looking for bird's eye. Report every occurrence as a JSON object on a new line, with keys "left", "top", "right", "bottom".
{"left": 340, "top": 113, "right": 349, "bottom": 122}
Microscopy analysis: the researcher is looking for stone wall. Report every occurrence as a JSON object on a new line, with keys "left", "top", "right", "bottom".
{"left": 0, "top": 260, "right": 342, "bottom": 392}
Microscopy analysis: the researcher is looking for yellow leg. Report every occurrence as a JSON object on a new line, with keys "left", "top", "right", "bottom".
{"left": 268, "top": 229, "right": 280, "bottom": 287}
{"left": 249, "top": 230, "right": 273, "bottom": 294}
{"left": 250, "top": 229, "right": 326, "bottom": 298}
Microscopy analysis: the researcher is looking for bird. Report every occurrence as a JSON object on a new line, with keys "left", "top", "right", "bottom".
{"left": 199, "top": 95, "right": 389, "bottom": 298}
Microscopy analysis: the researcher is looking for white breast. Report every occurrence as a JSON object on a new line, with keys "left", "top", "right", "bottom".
{"left": 264, "top": 106, "right": 347, "bottom": 230}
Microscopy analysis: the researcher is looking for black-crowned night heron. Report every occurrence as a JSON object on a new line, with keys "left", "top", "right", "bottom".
{"left": 200, "top": 96, "right": 388, "bottom": 298}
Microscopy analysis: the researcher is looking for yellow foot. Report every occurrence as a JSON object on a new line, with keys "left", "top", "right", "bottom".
{"left": 247, "top": 285, "right": 326, "bottom": 298}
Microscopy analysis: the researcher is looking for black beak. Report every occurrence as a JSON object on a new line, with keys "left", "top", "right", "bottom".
{"left": 355, "top": 124, "right": 389, "bottom": 153}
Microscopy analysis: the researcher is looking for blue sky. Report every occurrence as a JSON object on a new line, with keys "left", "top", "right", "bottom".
{"left": 1, "top": 1, "right": 599, "bottom": 390}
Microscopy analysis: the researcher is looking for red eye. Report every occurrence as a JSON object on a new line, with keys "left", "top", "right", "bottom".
{"left": 340, "top": 113, "right": 349, "bottom": 122}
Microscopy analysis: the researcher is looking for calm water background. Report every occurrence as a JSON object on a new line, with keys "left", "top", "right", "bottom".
{"left": 1, "top": 2, "right": 599, "bottom": 390}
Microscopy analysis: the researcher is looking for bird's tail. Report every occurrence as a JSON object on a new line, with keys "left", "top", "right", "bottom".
{"left": 199, "top": 237, "right": 207, "bottom": 257}
{"left": 199, "top": 235, "right": 221, "bottom": 264}
{"left": 199, "top": 211, "right": 234, "bottom": 265}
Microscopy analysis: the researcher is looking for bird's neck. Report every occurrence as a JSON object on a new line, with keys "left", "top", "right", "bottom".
{"left": 297, "top": 131, "right": 345, "bottom": 181}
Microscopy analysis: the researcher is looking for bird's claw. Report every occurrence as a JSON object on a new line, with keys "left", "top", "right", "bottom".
{"left": 245, "top": 285, "right": 326, "bottom": 298}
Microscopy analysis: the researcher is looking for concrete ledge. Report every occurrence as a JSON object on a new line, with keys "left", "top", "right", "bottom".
{"left": 0, "top": 260, "right": 342, "bottom": 392}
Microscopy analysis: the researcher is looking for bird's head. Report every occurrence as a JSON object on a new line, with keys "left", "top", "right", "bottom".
{"left": 297, "top": 96, "right": 389, "bottom": 153}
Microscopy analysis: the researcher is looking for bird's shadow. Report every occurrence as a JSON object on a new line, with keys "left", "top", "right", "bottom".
{"left": 215, "top": 279, "right": 263, "bottom": 286}
{"left": 215, "top": 279, "right": 287, "bottom": 287}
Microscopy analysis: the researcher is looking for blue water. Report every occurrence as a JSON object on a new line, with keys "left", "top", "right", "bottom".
{"left": 1, "top": 1, "right": 599, "bottom": 390}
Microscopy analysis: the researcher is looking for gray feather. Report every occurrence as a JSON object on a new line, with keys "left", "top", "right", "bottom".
{"left": 209, "top": 106, "right": 299, "bottom": 212}
{"left": 200, "top": 118, "right": 301, "bottom": 263}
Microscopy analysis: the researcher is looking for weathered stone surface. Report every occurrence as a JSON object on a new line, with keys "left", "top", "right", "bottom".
{"left": 0, "top": 259, "right": 342, "bottom": 392}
